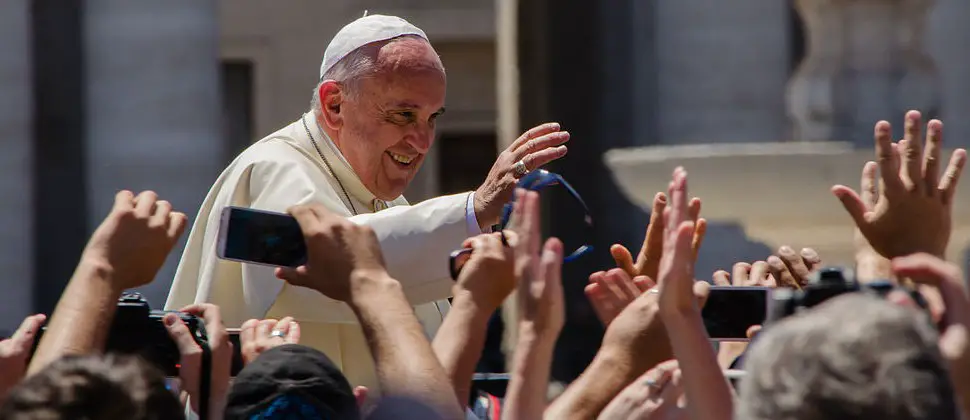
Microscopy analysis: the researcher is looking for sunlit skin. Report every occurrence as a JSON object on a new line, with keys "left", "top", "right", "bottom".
{"left": 316, "top": 37, "right": 447, "bottom": 201}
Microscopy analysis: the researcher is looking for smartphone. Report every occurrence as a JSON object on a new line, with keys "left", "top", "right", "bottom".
{"left": 701, "top": 286, "right": 772, "bottom": 341}
{"left": 217, "top": 206, "right": 307, "bottom": 268}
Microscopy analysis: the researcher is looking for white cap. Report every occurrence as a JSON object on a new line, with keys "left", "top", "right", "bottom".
{"left": 320, "top": 13, "right": 428, "bottom": 80}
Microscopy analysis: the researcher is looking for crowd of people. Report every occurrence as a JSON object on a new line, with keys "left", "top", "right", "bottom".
{"left": 0, "top": 110, "right": 968, "bottom": 420}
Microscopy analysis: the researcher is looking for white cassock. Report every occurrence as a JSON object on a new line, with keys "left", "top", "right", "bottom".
{"left": 166, "top": 113, "right": 481, "bottom": 389}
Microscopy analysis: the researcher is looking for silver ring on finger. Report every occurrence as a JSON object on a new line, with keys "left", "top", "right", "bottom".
{"left": 270, "top": 329, "right": 285, "bottom": 338}
{"left": 513, "top": 160, "right": 530, "bottom": 177}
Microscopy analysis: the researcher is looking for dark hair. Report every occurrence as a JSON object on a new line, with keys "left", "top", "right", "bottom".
{"left": 0, "top": 354, "right": 183, "bottom": 420}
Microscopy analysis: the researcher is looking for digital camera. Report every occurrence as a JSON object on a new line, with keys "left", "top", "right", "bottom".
{"left": 31, "top": 292, "right": 208, "bottom": 377}
{"left": 766, "top": 267, "right": 929, "bottom": 324}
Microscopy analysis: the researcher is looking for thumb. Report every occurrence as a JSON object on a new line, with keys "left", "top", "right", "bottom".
{"left": 746, "top": 325, "right": 763, "bottom": 340}
{"left": 275, "top": 266, "right": 309, "bottom": 285}
{"left": 693, "top": 281, "right": 711, "bottom": 308}
{"left": 11, "top": 314, "right": 47, "bottom": 350}
{"left": 610, "top": 244, "right": 637, "bottom": 277}
{"left": 940, "top": 325, "right": 969, "bottom": 364}
{"left": 163, "top": 313, "right": 201, "bottom": 356}
{"left": 831, "top": 185, "right": 869, "bottom": 228}
{"left": 354, "top": 386, "right": 369, "bottom": 409}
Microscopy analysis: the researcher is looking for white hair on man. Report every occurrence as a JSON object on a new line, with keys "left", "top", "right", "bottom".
{"left": 310, "top": 34, "right": 439, "bottom": 108}
{"left": 737, "top": 293, "right": 959, "bottom": 420}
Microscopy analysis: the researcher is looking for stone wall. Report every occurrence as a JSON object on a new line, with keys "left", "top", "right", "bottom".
{"left": 0, "top": 0, "right": 33, "bottom": 334}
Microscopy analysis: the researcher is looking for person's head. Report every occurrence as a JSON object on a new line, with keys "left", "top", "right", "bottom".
{"left": 0, "top": 354, "right": 183, "bottom": 420}
{"left": 737, "top": 293, "right": 958, "bottom": 420}
{"left": 311, "top": 16, "right": 446, "bottom": 201}
{"left": 225, "top": 344, "right": 361, "bottom": 419}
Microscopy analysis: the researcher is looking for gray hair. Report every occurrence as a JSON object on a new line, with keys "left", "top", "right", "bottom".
{"left": 310, "top": 34, "right": 436, "bottom": 117}
{"left": 736, "top": 294, "right": 958, "bottom": 420}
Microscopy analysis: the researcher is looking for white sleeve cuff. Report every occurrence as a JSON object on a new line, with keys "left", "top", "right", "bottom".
{"left": 465, "top": 192, "right": 485, "bottom": 235}
{"left": 183, "top": 395, "right": 200, "bottom": 420}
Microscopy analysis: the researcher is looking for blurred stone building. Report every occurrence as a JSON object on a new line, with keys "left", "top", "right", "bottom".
{"left": 2, "top": 0, "right": 969, "bottom": 382}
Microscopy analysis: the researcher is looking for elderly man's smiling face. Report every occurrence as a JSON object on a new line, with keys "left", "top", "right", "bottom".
{"left": 320, "top": 37, "right": 446, "bottom": 201}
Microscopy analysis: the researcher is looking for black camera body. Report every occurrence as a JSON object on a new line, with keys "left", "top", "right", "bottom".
{"left": 108, "top": 292, "right": 208, "bottom": 377}
{"left": 29, "top": 292, "right": 206, "bottom": 377}
{"left": 766, "top": 267, "right": 928, "bottom": 324}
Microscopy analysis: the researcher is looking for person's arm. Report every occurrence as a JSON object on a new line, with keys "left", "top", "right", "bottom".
{"left": 892, "top": 254, "right": 970, "bottom": 418}
{"left": 501, "top": 190, "right": 565, "bottom": 420}
{"left": 0, "top": 314, "right": 47, "bottom": 403}
{"left": 657, "top": 167, "right": 733, "bottom": 420}
{"left": 164, "top": 304, "right": 235, "bottom": 420}
{"left": 505, "top": 331, "right": 557, "bottom": 419}
{"left": 544, "top": 290, "right": 674, "bottom": 419}
{"left": 597, "top": 360, "right": 686, "bottom": 420}
{"left": 276, "top": 204, "right": 465, "bottom": 420}
{"left": 663, "top": 310, "right": 734, "bottom": 420}
{"left": 228, "top": 158, "right": 471, "bottom": 323}
{"left": 431, "top": 232, "right": 515, "bottom": 408}
{"left": 351, "top": 193, "right": 470, "bottom": 303}
{"left": 30, "top": 190, "right": 187, "bottom": 375}
{"left": 348, "top": 271, "right": 464, "bottom": 419}
{"left": 544, "top": 349, "right": 648, "bottom": 419}
{"left": 27, "top": 260, "right": 121, "bottom": 374}
{"left": 430, "top": 297, "right": 489, "bottom": 406}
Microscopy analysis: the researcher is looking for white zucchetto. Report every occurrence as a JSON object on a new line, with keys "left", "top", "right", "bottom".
{"left": 320, "top": 13, "right": 428, "bottom": 80}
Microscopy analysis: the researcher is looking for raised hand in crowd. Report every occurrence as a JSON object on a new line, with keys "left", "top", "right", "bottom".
{"left": 892, "top": 253, "right": 970, "bottom": 416}
{"left": 82, "top": 190, "right": 188, "bottom": 290}
{"left": 832, "top": 110, "right": 966, "bottom": 259}
{"left": 547, "top": 170, "right": 713, "bottom": 419}
{"left": 713, "top": 261, "right": 774, "bottom": 288}
{"left": 610, "top": 192, "right": 707, "bottom": 281}
{"left": 278, "top": 203, "right": 463, "bottom": 420}
{"left": 0, "top": 314, "right": 46, "bottom": 404}
{"left": 275, "top": 204, "right": 388, "bottom": 302}
{"left": 163, "top": 303, "right": 234, "bottom": 419}
{"left": 656, "top": 167, "right": 732, "bottom": 420}
{"left": 239, "top": 317, "right": 301, "bottom": 365}
{"left": 29, "top": 190, "right": 188, "bottom": 375}
{"left": 433, "top": 231, "right": 517, "bottom": 408}
{"left": 711, "top": 246, "right": 819, "bottom": 290}
{"left": 598, "top": 360, "right": 686, "bottom": 420}
{"left": 503, "top": 189, "right": 566, "bottom": 420}
{"left": 586, "top": 268, "right": 654, "bottom": 326}
{"left": 767, "top": 246, "right": 820, "bottom": 288}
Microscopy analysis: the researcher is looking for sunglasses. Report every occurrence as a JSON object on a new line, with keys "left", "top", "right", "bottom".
{"left": 448, "top": 169, "right": 593, "bottom": 280}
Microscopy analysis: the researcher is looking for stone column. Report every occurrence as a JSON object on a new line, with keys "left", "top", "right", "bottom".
{"left": 927, "top": 0, "right": 970, "bottom": 149}
{"left": 788, "top": 0, "right": 940, "bottom": 144}
{"left": 496, "top": 0, "right": 520, "bottom": 150}
{"left": 0, "top": 0, "right": 33, "bottom": 334}
{"left": 654, "top": 0, "right": 789, "bottom": 145}
{"left": 84, "top": 0, "right": 223, "bottom": 306}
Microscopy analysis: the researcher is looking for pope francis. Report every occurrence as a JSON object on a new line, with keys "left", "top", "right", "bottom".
{"left": 165, "top": 14, "right": 570, "bottom": 390}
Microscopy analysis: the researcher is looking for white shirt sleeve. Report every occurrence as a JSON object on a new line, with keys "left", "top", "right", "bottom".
{"left": 465, "top": 192, "right": 485, "bottom": 236}
{"left": 183, "top": 395, "right": 200, "bottom": 420}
